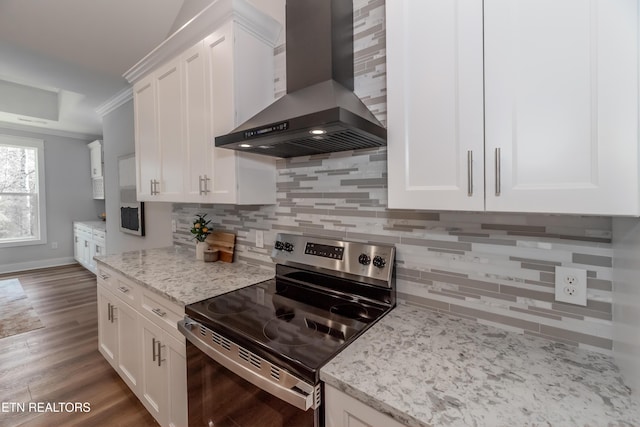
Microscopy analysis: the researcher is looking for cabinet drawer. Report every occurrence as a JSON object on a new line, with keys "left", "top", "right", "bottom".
{"left": 141, "top": 290, "right": 184, "bottom": 341}
{"left": 97, "top": 266, "right": 116, "bottom": 288}
{"left": 112, "top": 277, "right": 140, "bottom": 308}
{"left": 76, "top": 226, "right": 92, "bottom": 239}
{"left": 92, "top": 229, "right": 106, "bottom": 244}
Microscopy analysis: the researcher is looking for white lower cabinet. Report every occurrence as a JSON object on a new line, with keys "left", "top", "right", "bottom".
{"left": 97, "top": 265, "right": 187, "bottom": 427}
{"left": 325, "top": 385, "right": 405, "bottom": 427}
{"left": 140, "top": 316, "right": 188, "bottom": 427}
{"left": 97, "top": 285, "right": 118, "bottom": 366}
{"left": 74, "top": 222, "right": 106, "bottom": 275}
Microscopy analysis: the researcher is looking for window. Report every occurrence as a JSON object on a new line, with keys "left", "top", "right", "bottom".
{"left": 0, "top": 135, "right": 46, "bottom": 247}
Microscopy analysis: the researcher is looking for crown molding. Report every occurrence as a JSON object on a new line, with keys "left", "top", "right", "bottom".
{"left": 96, "top": 86, "right": 133, "bottom": 117}
{"left": 123, "top": 0, "right": 282, "bottom": 84}
{"left": 0, "top": 121, "right": 101, "bottom": 141}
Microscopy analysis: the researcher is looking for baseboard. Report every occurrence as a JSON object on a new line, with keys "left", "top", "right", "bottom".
{"left": 0, "top": 257, "right": 77, "bottom": 274}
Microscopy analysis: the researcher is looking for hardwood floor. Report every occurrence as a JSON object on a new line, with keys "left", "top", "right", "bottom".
{"left": 0, "top": 264, "right": 159, "bottom": 427}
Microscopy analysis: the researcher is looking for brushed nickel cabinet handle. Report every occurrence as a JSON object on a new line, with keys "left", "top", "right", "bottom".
{"left": 157, "top": 340, "right": 165, "bottom": 367}
{"left": 203, "top": 175, "right": 210, "bottom": 194}
{"left": 150, "top": 179, "right": 154, "bottom": 195}
{"left": 152, "top": 308, "right": 167, "bottom": 318}
{"left": 152, "top": 337, "right": 157, "bottom": 362}
{"left": 107, "top": 302, "right": 111, "bottom": 322}
{"left": 117, "top": 286, "right": 129, "bottom": 294}
{"left": 467, "top": 150, "right": 473, "bottom": 196}
{"left": 495, "top": 147, "right": 501, "bottom": 196}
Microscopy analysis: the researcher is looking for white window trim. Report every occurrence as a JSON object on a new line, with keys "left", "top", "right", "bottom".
{"left": 0, "top": 134, "right": 47, "bottom": 248}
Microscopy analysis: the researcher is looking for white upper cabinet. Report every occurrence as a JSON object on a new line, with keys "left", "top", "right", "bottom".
{"left": 182, "top": 42, "right": 209, "bottom": 202}
{"left": 387, "top": 0, "right": 639, "bottom": 215}
{"left": 184, "top": 22, "right": 279, "bottom": 204}
{"left": 154, "top": 59, "right": 185, "bottom": 202}
{"left": 128, "top": 0, "right": 281, "bottom": 204}
{"left": 387, "top": 0, "right": 484, "bottom": 211}
{"left": 134, "top": 75, "right": 159, "bottom": 200}
{"left": 88, "top": 140, "right": 105, "bottom": 199}
{"left": 89, "top": 140, "right": 103, "bottom": 178}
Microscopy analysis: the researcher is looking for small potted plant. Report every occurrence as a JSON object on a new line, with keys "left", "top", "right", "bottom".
{"left": 191, "top": 214, "right": 212, "bottom": 260}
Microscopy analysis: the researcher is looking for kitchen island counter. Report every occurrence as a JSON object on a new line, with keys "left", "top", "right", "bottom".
{"left": 95, "top": 246, "right": 274, "bottom": 306}
{"left": 321, "top": 304, "right": 640, "bottom": 427}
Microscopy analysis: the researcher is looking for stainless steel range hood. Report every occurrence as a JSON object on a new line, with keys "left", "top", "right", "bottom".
{"left": 214, "top": 0, "right": 386, "bottom": 158}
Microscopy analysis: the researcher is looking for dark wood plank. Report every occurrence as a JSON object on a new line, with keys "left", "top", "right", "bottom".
{"left": 0, "top": 264, "right": 159, "bottom": 427}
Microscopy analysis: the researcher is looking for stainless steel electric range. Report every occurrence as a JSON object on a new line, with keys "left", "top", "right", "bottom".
{"left": 178, "top": 233, "right": 396, "bottom": 427}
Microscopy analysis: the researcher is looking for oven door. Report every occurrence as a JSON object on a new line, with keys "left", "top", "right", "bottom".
{"left": 179, "top": 319, "right": 321, "bottom": 427}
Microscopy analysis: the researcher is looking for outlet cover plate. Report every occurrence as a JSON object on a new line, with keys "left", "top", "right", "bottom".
{"left": 554, "top": 266, "right": 587, "bottom": 306}
{"left": 256, "top": 230, "right": 264, "bottom": 248}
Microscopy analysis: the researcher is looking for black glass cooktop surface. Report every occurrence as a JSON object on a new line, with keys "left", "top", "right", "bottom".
{"left": 185, "top": 267, "right": 391, "bottom": 382}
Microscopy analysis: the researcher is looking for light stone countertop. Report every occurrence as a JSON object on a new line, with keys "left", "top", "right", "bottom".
{"left": 75, "top": 220, "right": 106, "bottom": 232}
{"left": 320, "top": 304, "right": 640, "bottom": 427}
{"left": 94, "top": 246, "right": 274, "bottom": 306}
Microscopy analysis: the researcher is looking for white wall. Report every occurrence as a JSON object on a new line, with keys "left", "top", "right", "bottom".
{"left": 0, "top": 126, "right": 103, "bottom": 273}
{"left": 101, "top": 99, "right": 172, "bottom": 254}
{"left": 612, "top": 217, "right": 640, "bottom": 397}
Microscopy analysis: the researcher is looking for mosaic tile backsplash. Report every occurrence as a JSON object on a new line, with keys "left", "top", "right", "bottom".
{"left": 172, "top": 0, "right": 614, "bottom": 353}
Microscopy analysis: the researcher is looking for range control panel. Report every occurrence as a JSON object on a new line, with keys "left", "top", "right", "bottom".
{"left": 271, "top": 233, "right": 395, "bottom": 286}
{"left": 304, "top": 243, "right": 344, "bottom": 260}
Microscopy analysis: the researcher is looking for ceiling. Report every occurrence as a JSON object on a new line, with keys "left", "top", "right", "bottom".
{"left": 0, "top": 0, "right": 212, "bottom": 138}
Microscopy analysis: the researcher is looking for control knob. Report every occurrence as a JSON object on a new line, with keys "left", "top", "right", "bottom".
{"left": 372, "top": 256, "right": 386, "bottom": 269}
{"left": 284, "top": 242, "right": 294, "bottom": 252}
{"left": 358, "top": 253, "right": 371, "bottom": 265}
{"left": 274, "top": 241, "right": 284, "bottom": 250}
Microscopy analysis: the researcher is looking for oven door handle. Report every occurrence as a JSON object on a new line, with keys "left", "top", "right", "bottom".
{"left": 178, "top": 319, "right": 318, "bottom": 412}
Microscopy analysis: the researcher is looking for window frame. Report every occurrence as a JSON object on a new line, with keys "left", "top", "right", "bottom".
{"left": 0, "top": 134, "right": 47, "bottom": 248}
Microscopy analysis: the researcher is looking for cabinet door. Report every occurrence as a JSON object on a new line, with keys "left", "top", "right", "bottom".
{"left": 204, "top": 26, "right": 239, "bottom": 204}
{"left": 386, "top": 0, "right": 484, "bottom": 211}
{"left": 166, "top": 335, "right": 187, "bottom": 427}
{"left": 182, "top": 42, "right": 212, "bottom": 202}
{"left": 134, "top": 74, "right": 159, "bottom": 201}
{"left": 89, "top": 141, "right": 103, "bottom": 178}
{"left": 73, "top": 230, "right": 82, "bottom": 263}
{"left": 116, "top": 302, "right": 141, "bottom": 394}
{"left": 80, "top": 236, "right": 91, "bottom": 268}
{"left": 140, "top": 315, "right": 168, "bottom": 425}
{"left": 155, "top": 58, "right": 185, "bottom": 202}
{"left": 325, "top": 385, "right": 405, "bottom": 427}
{"left": 88, "top": 242, "right": 97, "bottom": 274}
{"left": 97, "top": 286, "right": 118, "bottom": 367}
{"left": 484, "top": 0, "right": 639, "bottom": 215}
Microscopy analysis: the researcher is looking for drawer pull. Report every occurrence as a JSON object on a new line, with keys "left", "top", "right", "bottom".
{"left": 467, "top": 150, "right": 473, "bottom": 196}
{"left": 495, "top": 147, "right": 501, "bottom": 196}
{"left": 100, "top": 273, "right": 110, "bottom": 280}
{"left": 152, "top": 308, "right": 167, "bottom": 318}
{"left": 117, "top": 286, "right": 129, "bottom": 294}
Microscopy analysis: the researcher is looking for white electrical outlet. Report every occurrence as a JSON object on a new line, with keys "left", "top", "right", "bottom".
{"left": 256, "top": 230, "right": 264, "bottom": 248}
{"left": 51, "top": 242, "right": 58, "bottom": 249}
{"left": 171, "top": 220, "right": 177, "bottom": 232}
{"left": 554, "top": 266, "right": 587, "bottom": 306}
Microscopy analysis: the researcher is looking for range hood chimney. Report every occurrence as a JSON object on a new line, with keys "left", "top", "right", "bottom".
{"left": 214, "top": 0, "right": 386, "bottom": 158}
